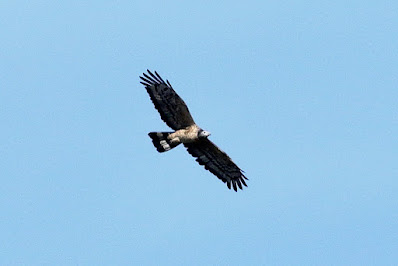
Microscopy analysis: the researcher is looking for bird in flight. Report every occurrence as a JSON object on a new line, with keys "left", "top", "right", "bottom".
{"left": 140, "top": 70, "right": 247, "bottom": 191}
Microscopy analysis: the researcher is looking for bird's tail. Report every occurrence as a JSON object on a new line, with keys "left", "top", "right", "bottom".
{"left": 148, "top": 132, "right": 180, "bottom": 153}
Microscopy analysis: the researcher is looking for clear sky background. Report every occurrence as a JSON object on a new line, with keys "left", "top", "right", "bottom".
{"left": 1, "top": 1, "right": 397, "bottom": 265}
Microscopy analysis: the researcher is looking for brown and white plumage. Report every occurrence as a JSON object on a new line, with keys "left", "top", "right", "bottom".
{"left": 140, "top": 70, "right": 248, "bottom": 191}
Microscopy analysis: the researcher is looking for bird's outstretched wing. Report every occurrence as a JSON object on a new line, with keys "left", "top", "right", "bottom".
{"left": 140, "top": 70, "right": 195, "bottom": 130}
{"left": 184, "top": 139, "right": 248, "bottom": 191}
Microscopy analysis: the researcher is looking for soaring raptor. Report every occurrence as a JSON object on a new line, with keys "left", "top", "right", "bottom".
{"left": 140, "top": 70, "right": 247, "bottom": 191}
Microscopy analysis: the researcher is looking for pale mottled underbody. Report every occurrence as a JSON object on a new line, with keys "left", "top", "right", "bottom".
{"left": 158, "top": 125, "right": 204, "bottom": 151}
{"left": 169, "top": 125, "right": 201, "bottom": 143}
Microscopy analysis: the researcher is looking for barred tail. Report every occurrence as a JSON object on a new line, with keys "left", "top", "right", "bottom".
{"left": 148, "top": 132, "right": 180, "bottom": 153}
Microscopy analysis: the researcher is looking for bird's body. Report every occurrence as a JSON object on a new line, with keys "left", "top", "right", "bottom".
{"left": 141, "top": 70, "right": 247, "bottom": 191}
{"left": 169, "top": 124, "right": 202, "bottom": 144}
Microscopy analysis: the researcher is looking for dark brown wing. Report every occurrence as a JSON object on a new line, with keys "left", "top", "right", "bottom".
{"left": 184, "top": 139, "right": 248, "bottom": 191}
{"left": 140, "top": 70, "right": 195, "bottom": 130}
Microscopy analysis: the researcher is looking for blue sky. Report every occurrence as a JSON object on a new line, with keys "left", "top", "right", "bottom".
{"left": 1, "top": 1, "right": 397, "bottom": 265}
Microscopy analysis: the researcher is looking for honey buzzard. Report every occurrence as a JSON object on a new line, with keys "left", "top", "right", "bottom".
{"left": 140, "top": 70, "right": 247, "bottom": 191}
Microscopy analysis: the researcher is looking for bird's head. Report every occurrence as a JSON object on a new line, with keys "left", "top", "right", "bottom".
{"left": 198, "top": 129, "right": 211, "bottom": 138}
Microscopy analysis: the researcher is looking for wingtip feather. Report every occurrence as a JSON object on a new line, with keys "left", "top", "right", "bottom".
{"left": 241, "top": 178, "right": 247, "bottom": 187}
{"left": 227, "top": 182, "right": 231, "bottom": 189}
{"left": 155, "top": 71, "right": 165, "bottom": 83}
{"left": 232, "top": 182, "right": 238, "bottom": 191}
